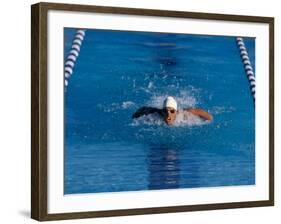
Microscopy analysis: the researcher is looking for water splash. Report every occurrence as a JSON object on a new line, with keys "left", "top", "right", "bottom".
{"left": 130, "top": 89, "right": 209, "bottom": 127}
{"left": 130, "top": 113, "right": 164, "bottom": 126}
{"left": 121, "top": 101, "right": 135, "bottom": 109}
{"left": 130, "top": 111, "right": 210, "bottom": 127}
{"left": 97, "top": 101, "right": 136, "bottom": 112}
{"left": 97, "top": 85, "right": 212, "bottom": 127}
{"left": 211, "top": 106, "right": 236, "bottom": 115}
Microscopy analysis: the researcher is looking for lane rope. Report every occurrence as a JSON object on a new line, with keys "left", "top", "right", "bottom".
{"left": 236, "top": 37, "right": 256, "bottom": 102}
{"left": 64, "top": 29, "right": 86, "bottom": 86}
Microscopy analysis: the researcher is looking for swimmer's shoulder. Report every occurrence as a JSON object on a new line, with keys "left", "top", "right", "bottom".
{"left": 182, "top": 108, "right": 213, "bottom": 121}
{"left": 132, "top": 106, "right": 163, "bottom": 118}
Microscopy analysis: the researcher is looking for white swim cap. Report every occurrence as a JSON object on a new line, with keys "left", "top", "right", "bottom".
{"left": 163, "top": 96, "right": 177, "bottom": 110}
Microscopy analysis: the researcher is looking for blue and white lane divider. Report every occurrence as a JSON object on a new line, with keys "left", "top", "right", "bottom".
{"left": 64, "top": 29, "right": 86, "bottom": 86}
{"left": 236, "top": 37, "right": 256, "bottom": 102}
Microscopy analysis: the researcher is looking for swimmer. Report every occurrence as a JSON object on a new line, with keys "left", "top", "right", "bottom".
{"left": 132, "top": 96, "right": 213, "bottom": 125}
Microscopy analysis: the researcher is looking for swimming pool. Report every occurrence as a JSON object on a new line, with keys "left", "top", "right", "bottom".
{"left": 64, "top": 28, "right": 255, "bottom": 194}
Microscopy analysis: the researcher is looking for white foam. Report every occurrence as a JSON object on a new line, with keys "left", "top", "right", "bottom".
{"left": 121, "top": 101, "right": 136, "bottom": 109}
{"left": 211, "top": 106, "right": 236, "bottom": 115}
{"left": 97, "top": 101, "right": 136, "bottom": 112}
{"left": 130, "top": 113, "right": 164, "bottom": 126}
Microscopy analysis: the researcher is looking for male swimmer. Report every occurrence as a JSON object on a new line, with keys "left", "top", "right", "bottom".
{"left": 132, "top": 96, "right": 213, "bottom": 125}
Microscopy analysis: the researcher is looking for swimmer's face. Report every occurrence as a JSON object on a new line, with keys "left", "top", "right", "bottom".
{"left": 164, "top": 107, "right": 177, "bottom": 125}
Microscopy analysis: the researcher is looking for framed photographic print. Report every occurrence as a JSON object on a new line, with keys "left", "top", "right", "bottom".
{"left": 31, "top": 2, "right": 274, "bottom": 221}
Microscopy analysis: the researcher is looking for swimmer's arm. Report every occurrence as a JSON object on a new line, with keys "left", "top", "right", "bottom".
{"left": 132, "top": 107, "right": 162, "bottom": 118}
{"left": 184, "top": 108, "right": 213, "bottom": 121}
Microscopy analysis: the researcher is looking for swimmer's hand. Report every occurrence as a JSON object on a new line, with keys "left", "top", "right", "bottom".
{"left": 132, "top": 107, "right": 162, "bottom": 119}
{"left": 184, "top": 108, "right": 213, "bottom": 121}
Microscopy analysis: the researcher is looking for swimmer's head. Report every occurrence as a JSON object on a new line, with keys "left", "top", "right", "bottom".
{"left": 163, "top": 96, "right": 177, "bottom": 110}
{"left": 163, "top": 96, "right": 177, "bottom": 125}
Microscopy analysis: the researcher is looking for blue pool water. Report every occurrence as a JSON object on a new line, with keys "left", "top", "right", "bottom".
{"left": 64, "top": 28, "right": 255, "bottom": 194}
